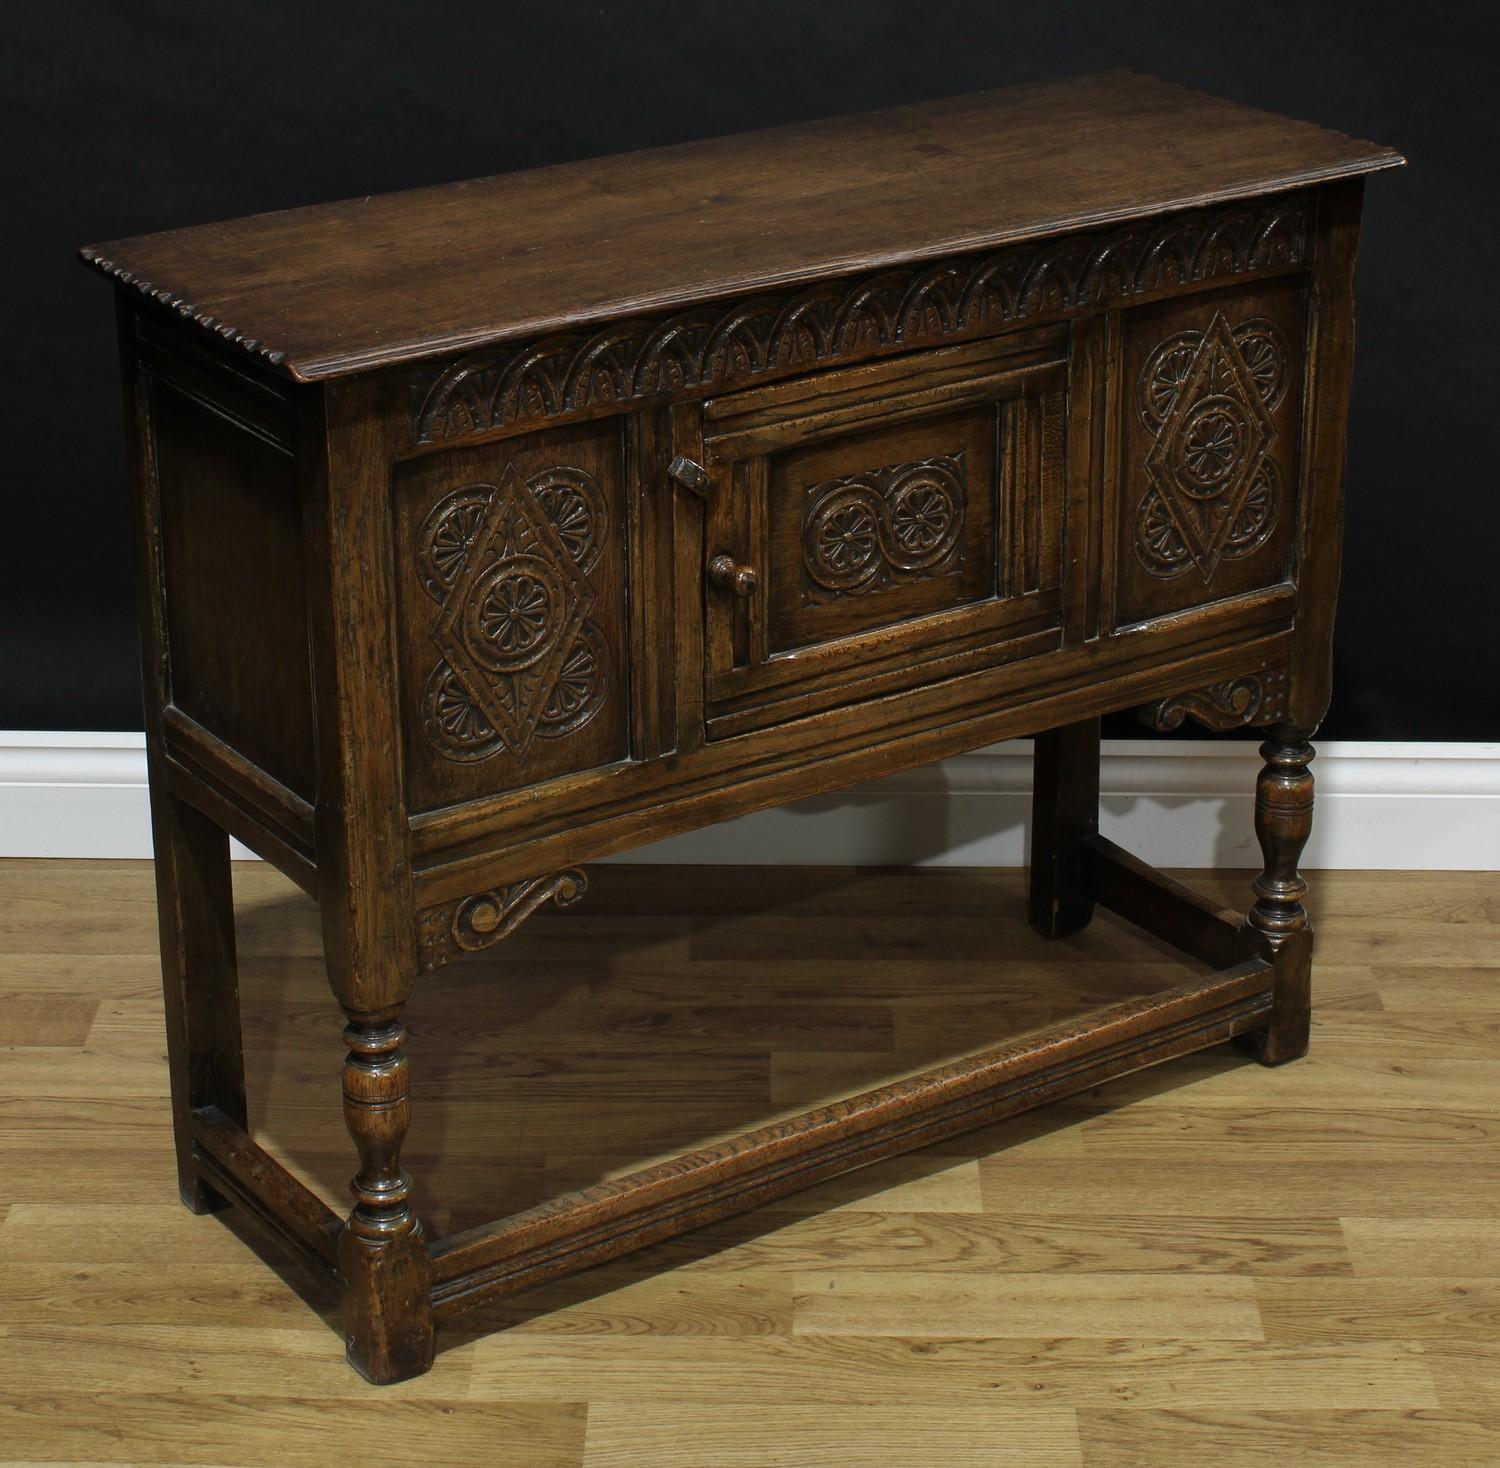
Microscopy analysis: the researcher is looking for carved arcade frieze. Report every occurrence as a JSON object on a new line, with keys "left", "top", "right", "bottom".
{"left": 412, "top": 196, "right": 1310, "bottom": 446}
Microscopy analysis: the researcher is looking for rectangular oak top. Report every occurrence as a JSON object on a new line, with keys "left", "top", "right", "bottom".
{"left": 81, "top": 72, "right": 1401, "bottom": 383}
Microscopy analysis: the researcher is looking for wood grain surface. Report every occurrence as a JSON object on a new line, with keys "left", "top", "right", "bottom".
{"left": 3, "top": 859, "right": 1495, "bottom": 1464}
{"left": 79, "top": 73, "right": 1400, "bottom": 380}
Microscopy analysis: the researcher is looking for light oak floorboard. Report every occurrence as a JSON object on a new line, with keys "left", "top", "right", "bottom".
{"left": 1076, "top": 1409, "right": 1500, "bottom": 1467}
{"left": 0, "top": 1394, "right": 584, "bottom": 1468}
{"left": 580, "top": 1402, "right": 1082, "bottom": 1467}
{"left": 1340, "top": 1217, "right": 1500, "bottom": 1277}
{"left": 790, "top": 1272, "right": 1264, "bottom": 1339}
{"left": 464, "top": 1335, "right": 1437, "bottom": 1409}
{"left": 0, "top": 859, "right": 1494, "bottom": 1466}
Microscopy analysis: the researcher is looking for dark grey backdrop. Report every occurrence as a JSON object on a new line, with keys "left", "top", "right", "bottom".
{"left": 5, "top": 0, "right": 1495, "bottom": 737}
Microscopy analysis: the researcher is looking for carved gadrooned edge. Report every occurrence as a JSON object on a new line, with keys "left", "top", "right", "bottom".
{"left": 416, "top": 868, "right": 588, "bottom": 972}
{"left": 79, "top": 247, "right": 292, "bottom": 373}
{"left": 1139, "top": 669, "right": 1289, "bottom": 733}
{"left": 411, "top": 194, "right": 1311, "bottom": 445}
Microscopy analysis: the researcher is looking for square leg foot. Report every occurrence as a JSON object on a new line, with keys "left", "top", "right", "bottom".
{"left": 1233, "top": 1024, "right": 1309, "bottom": 1067}
{"left": 178, "top": 1174, "right": 232, "bottom": 1215}
{"left": 340, "top": 1227, "right": 436, "bottom": 1385}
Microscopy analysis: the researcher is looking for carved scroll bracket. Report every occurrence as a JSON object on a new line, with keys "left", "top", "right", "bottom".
{"left": 416, "top": 868, "right": 588, "bottom": 972}
{"left": 1139, "top": 669, "right": 1289, "bottom": 733}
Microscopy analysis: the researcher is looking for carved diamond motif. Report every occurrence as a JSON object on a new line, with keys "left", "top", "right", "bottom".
{"left": 1143, "top": 312, "right": 1277, "bottom": 581}
{"left": 431, "top": 464, "right": 595, "bottom": 756}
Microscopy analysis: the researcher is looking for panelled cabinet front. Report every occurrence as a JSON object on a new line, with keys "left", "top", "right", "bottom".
{"left": 388, "top": 287, "right": 1312, "bottom": 836}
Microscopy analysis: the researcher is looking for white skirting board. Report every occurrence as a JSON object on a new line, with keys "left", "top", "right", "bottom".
{"left": 0, "top": 731, "right": 1496, "bottom": 870}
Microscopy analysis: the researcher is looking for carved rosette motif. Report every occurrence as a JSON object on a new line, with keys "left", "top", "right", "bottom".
{"left": 419, "top": 464, "right": 611, "bottom": 763}
{"left": 417, "top": 869, "right": 588, "bottom": 971}
{"left": 412, "top": 197, "right": 1309, "bottom": 445}
{"left": 1134, "top": 313, "right": 1288, "bottom": 581}
{"left": 1141, "top": 669, "right": 1289, "bottom": 732}
{"left": 803, "top": 453, "right": 966, "bottom": 601}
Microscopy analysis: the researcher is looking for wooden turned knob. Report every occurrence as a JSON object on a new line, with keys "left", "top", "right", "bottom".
{"left": 708, "top": 554, "right": 758, "bottom": 598}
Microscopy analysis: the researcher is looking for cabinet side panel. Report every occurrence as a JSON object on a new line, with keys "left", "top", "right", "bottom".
{"left": 152, "top": 381, "right": 316, "bottom": 798}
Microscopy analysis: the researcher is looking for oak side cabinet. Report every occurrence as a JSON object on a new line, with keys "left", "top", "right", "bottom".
{"left": 80, "top": 74, "right": 1402, "bottom": 1382}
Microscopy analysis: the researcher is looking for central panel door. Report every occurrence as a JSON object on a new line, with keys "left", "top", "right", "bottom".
{"left": 699, "top": 328, "right": 1070, "bottom": 737}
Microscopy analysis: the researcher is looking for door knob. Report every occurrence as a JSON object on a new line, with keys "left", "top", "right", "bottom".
{"left": 708, "top": 554, "right": 758, "bottom": 598}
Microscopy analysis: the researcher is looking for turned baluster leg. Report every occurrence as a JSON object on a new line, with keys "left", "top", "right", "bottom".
{"left": 1236, "top": 725, "right": 1316, "bottom": 1065}
{"left": 1029, "top": 717, "right": 1100, "bottom": 938}
{"left": 338, "top": 1007, "right": 434, "bottom": 1383}
{"left": 304, "top": 373, "right": 435, "bottom": 1380}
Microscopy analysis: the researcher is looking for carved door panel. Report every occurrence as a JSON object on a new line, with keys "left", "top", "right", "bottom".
{"left": 1114, "top": 279, "right": 1307, "bottom": 628}
{"left": 393, "top": 419, "right": 630, "bottom": 813}
{"left": 697, "top": 330, "right": 1069, "bottom": 738}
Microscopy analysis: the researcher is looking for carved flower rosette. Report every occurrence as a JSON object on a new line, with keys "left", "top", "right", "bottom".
{"left": 417, "top": 464, "right": 612, "bottom": 763}
{"left": 802, "top": 452, "right": 967, "bottom": 603}
{"left": 1133, "top": 312, "right": 1288, "bottom": 582}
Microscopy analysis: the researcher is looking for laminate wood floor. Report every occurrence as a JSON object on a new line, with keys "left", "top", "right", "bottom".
{"left": 2, "top": 859, "right": 1497, "bottom": 1466}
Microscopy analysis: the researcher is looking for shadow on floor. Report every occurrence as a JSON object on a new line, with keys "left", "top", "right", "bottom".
{"left": 222, "top": 861, "right": 1253, "bottom": 1356}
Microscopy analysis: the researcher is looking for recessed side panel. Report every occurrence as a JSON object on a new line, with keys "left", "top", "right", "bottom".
{"left": 1114, "top": 279, "right": 1306, "bottom": 629}
{"left": 152, "top": 381, "right": 316, "bottom": 798}
{"left": 394, "top": 419, "right": 630, "bottom": 813}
